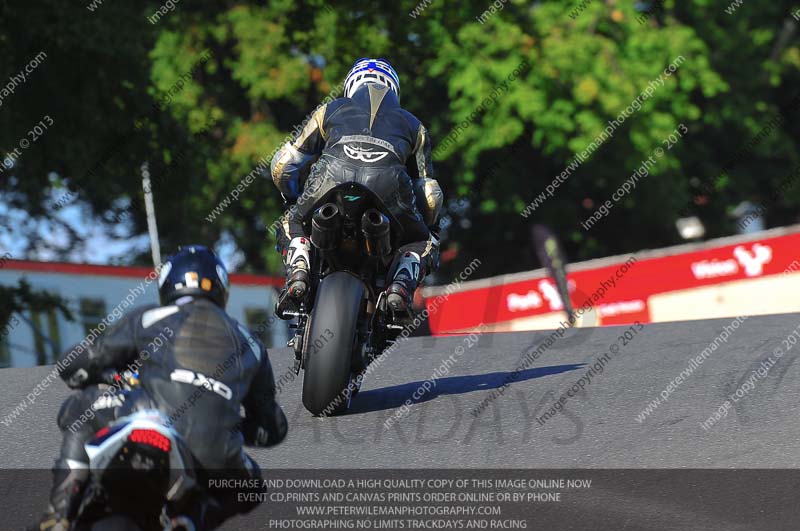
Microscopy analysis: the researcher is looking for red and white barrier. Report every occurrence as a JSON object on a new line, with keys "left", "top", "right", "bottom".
{"left": 424, "top": 226, "right": 800, "bottom": 334}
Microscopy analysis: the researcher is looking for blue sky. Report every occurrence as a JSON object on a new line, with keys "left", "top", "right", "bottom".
{"left": 0, "top": 172, "right": 243, "bottom": 271}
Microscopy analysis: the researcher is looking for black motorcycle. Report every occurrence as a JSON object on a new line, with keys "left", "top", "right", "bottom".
{"left": 74, "top": 413, "right": 196, "bottom": 530}
{"left": 67, "top": 372, "right": 249, "bottom": 531}
{"left": 277, "top": 182, "right": 409, "bottom": 416}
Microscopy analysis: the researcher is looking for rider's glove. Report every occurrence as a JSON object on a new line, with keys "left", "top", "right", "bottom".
{"left": 242, "top": 401, "right": 288, "bottom": 447}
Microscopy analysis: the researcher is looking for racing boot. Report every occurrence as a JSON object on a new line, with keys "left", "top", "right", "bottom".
{"left": 386, "top": 251, "right": 422, "bottom": 312}
{"left": 276, "top": 237, "right": 311, "bottom": 318}
{"left": 30, "top": 464, "right": 88, "bottom": 531}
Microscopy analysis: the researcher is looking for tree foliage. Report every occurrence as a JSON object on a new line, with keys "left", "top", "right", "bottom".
{"left": 1, "top": 0, "right": 798, "bottom": 279}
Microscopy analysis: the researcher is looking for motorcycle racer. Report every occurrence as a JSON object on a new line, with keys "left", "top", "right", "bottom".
{"left": 270, "top": 57, "right": 444, "bottom": 314}
{"left": 31, "top": 245, "right": 287, "bottom": 531}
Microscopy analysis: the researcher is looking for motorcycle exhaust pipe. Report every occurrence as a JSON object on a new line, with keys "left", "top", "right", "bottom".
{"left": 361, "top": 208, "right": 392, "bottom": 257}
{"left": 311, "top": 203, "right": 342, "bottom": 250}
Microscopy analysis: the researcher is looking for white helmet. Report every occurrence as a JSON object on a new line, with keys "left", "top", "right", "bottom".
{"left": 343, "top": 58, "right": 400, "bottom": 99}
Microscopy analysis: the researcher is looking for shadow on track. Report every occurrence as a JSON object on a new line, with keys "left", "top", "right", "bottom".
{"left": 349, "top": 363, "right": 585, "bottom": 414}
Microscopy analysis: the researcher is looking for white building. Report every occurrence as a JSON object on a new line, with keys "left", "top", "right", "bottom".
{"left": 0, "top": 259, "right": 289, "bottom": 368}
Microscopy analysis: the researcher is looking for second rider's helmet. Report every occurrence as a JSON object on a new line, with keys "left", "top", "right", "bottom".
{"left": 157, "top": 245, "right": 230, "bottom": 308}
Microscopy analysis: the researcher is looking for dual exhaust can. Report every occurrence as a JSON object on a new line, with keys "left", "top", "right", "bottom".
{"left": 311, "top": 203, "right": 342, "bottom": 250}
{"left": 361, "top": 208, "right": 391, "bottom": 257}
{"left": 311, "top": 203, "right": 391, "bottom": 257}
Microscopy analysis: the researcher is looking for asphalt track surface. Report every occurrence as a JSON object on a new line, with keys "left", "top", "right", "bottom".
{"left": 3, "top": 313, "right": 800, "bottom": 529}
